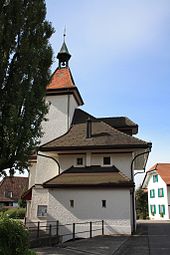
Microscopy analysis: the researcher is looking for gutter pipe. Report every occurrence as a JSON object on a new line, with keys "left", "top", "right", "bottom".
{"left": 130, "top": 148, "right": 151, "bottom": 234}
{"left": 37, "top": 152, "right": 61, "bottom": 174}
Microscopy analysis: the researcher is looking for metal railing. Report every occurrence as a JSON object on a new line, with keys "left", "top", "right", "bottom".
{"left": 25, "top": 219, "right": 104, "bottom": 241}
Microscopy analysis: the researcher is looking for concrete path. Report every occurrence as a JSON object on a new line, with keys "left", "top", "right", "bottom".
{"left": 34, "top": 221, "right": 170, "bottom": 255}
{"left": 34, "top": 236, "right": 128, "bottom": 255}
{"left": 114, "top": 220, "right": 170, "bottom": 255}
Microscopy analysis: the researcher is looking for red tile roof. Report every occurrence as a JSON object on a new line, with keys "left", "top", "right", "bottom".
{"left": 149, "top": 163, "right": 170, "bottom": 185}
{"left": 47, "top": 67, "right": 75, "bottom": 90}
{"left": 0, "top": 176, "right": 28, "bottom": 202}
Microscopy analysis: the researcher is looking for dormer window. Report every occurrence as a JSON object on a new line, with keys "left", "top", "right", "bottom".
{"left": 103, "top": 156, "right": 111, "bottom": 166}
{"left": 4, "top": 191, "right": 13, "bottom": 198}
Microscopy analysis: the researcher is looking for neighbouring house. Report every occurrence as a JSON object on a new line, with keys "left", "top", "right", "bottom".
{"left": 142, "top": 163, "right": 170, "bottom": 220}
{"left": 0, "top": 176, "right": 28, "bottom": 208}
{"left": 24, "top": 38, "right": 151, "bottom": 237}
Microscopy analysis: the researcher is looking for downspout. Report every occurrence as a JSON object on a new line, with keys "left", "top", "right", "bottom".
{"left": 37, "top": 152, "right": 61, "bottom": 174}
{"left": 130, "top": 148, "right": 151, "bottom": 234}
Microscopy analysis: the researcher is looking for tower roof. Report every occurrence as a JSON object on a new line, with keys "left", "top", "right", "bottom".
{"left": 57, "top": 38, "right": 71, "bottom": 68}
{"left": 46, "top": 37, "right": 84, "bottom": 106}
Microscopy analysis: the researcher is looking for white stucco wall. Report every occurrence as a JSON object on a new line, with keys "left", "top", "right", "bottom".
{"left": 148, "top": 174, "right": 169, "bottom": 220}
{"left": 28, "top": 186, "right": 49, "bottom": 221}
{"left": 28, "top": 162, "right": 37, "bottom": 188}
{"left": 40, "top": 94, "right": 78, "bottom": 145}
{"left": 47, "top": 188, "right": 131, "bottom": 238}
{"left": 91, "top": 153, "right": 132, "bottom": 178}
{"left": 58, "top": 152, "right": 132, "bottom": 178}
{"left": 34, "top": 153, "right": 60, "bottom": 184}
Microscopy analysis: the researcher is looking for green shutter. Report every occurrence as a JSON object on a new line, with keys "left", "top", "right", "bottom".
{"left": 158, "top": 188, "right": 164, "bottom": 197}
{"left": 150, "top": 189, "right": 155, "bottom": 198}
{"left": 159, "top": 205, "right": 160, "bottom": 214}
{"left": 154, "top": 205, "right": 156, "bottom": 214}
{"left": 153, "top": 174, "right": 158, "bottom": 183}
{"left": 163, "top": 205, "right": 165, "bottom": 215}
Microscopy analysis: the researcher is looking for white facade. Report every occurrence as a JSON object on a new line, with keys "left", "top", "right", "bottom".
{"left": 26, "top": 43, "right": 150, "bottom": 238}
{"left": 147, "top": 172, "right": 169, "bottom": 220}
{"left": 40, "top": 94, "right": 78, "bottom": 145}
{"left": 47, "top": 189, "right": 131, "bottom": 236}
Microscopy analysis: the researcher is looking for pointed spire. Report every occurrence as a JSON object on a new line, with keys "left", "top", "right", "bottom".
{"left": 57, "top": 29, "right": 71, "bottom": 68}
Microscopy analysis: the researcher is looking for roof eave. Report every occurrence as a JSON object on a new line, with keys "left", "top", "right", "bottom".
{"left": 46, "top": 87, "right": 84, "bottom": 106}
{"left": 43, "top": 182, "right": 134, "bottom": 189}
{"left": 40, "top": 143, "right": 152, "bottom": 152}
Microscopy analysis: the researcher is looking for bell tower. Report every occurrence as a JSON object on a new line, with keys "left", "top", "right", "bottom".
{"left": 40, "top": 36, "right": 84, "bottom": 145}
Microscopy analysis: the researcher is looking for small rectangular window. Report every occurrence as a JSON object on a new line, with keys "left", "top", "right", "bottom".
{"left": 37, "top": 205, "right": 47, "bottom": 217}
{"left": 158, "top": 188, "right": 164, "bottom": 197}
{"left": 76, "top": 158, "right": 83, "bottom": 166}
{"left": 103, "top": 157, "right": 111, "bottom": 165}
{"left": 70, "top": 200, "right": 74, "bottom": 208}
{"left": 102, "top": 200, "right": 106, "bottom": 208}
{"left": 153, "top": 174, "right": 158, "bottom": 183}
{"left": 159, "top": 204, "right": 165, "bottom": 215}
{"left": 150, "top": 189, "right": 155, "bottom": 198}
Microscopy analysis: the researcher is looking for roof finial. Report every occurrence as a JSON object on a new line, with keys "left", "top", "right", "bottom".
{"left": 63, "top": 26, "right": 66, "bottom": 42}
{"left": 57, "top": 28, "right": 71, "bottom": 68}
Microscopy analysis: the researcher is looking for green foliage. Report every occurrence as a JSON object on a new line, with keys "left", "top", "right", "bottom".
{"left": 135, "top": 186, "right": 148, "bottom": 219}
{"left": 0, "top": 0, "right": 54, "bottom": 175}
{"left": 3, "top": 207, "right": 26, "bottom": 219}
{"left": 0, "top": 217, "right": 29, "bottom": 255}
{"left": 18, "top": 198, "right": 27, "bottom": 208}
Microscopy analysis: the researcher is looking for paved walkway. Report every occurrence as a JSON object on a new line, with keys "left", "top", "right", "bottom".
{"left": 34, "top": 221, "right": 170, "bottom": 255}
{"left": 115, "top": 220, "right": 170, "bottom": 255}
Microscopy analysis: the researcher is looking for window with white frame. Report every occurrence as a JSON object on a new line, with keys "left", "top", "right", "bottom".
{"left": 70, "top": 200, "right": 74, "bottom": 208}
{"left": 102, "top": 200, "right": 106, "bottom": 208}
{"left": 37, "top": 205, "right": 47, "bottom": 217}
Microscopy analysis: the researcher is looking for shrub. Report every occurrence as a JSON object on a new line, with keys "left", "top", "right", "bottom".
{"left": 0, "top": 217, "right": 29, "bottom": 255}
{"left": 4, "top": 208, "right": 26, "bottom": 219}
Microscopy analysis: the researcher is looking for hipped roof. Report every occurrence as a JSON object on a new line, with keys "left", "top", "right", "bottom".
{"left": 40, "top": 109, "right": 151, "bottom": 152}
{"left": 46, "top": 67, "right": 84, "bottom": 106}
{"left": 43, "top": 165, "right": 134, "bottom": 188}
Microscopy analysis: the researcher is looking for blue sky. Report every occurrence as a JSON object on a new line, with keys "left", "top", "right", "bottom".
{"left": 45, "top": 0, "right": 170, "bottom": 186}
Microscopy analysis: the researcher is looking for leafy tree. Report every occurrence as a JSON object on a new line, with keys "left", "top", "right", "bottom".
{"left": 135, "top": 186, "right": 148, "bottom": 219}
{"left": 0, "top": 0, "right": 54, "bottom": 176}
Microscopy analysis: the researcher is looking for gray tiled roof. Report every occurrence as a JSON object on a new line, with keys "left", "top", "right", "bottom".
{"left": 40, "top": 110, "right": 151, "bottom": 151}
{"left": 43, "top": 166, "right": 133, "bottom": 188}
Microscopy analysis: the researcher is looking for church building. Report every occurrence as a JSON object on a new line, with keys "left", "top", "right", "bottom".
{"left": 24, "top": 37, "right": 151, "bottom": 237}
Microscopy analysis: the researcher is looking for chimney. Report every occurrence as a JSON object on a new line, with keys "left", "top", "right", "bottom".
{"left": 86, "top": 118, "right": 92, "bottom": 138}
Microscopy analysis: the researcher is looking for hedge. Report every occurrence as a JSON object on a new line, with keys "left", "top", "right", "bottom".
{"left": 0, "top": 217, "right": 29, "bottom": 255}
